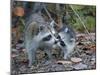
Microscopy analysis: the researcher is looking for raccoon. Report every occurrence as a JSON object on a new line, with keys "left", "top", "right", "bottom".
{"left": 24, "top": 3, "right": 76, "bottom": 67}
{"left": 24, "top": 13, "right": 76, "bottom": 67}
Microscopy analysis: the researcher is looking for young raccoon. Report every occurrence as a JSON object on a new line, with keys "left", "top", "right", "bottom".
{"left": 24, "top": 12, "right": 76, "bottom": 67}
{"left": 24, "top": 3, "right": 76, "bottom": 67}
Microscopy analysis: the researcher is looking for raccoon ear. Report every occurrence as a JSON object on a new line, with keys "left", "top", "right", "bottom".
{"left": 64, "top": 28, "right": 68, "bottom": 32}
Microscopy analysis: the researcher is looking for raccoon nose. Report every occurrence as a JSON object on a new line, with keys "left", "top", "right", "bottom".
{"left": 54, "top": 40, "right": 58, "bottom": 44}
{"left": 60, "top": 41, "right": 66, "bottom": 47}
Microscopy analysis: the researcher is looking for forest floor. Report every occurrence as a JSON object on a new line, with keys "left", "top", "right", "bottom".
{"left": 11, "top": 33, "right": 96, "bottom": 75}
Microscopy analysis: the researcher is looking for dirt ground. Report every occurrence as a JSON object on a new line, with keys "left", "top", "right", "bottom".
{"left": 11, "top": 33, "right": 96, "bottom": 75}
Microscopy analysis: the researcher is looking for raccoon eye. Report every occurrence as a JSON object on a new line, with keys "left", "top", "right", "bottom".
{"left": 42, "top": 35, "right": 52, "bottom": 41}
{"left": 57, "top": 35, "right": 61, "bottom": 39}
{"left": 60, "top": 40, "right": 66, "bottom": 47}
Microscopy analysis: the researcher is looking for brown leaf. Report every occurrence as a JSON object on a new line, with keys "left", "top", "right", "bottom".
{"left": 13, "top": 7, "right": 24, "bottom": 17}
{"left": 57, "top": 60, "right": 72, "bottom": 65}
{"left": 83, "top": 44, "right": 96, "bottom": 52}
{"left": 71, "top": 57, "right": 82, "bottom": 63}
{"left": 11, "top": 54, "right": 18, "bottom": 58}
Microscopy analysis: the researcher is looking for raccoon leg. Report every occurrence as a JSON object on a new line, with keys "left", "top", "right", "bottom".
{"left": 28, "top": 49, "right": 36, "bottom": 67}
{"left": 63, "top": 49, "right": 68, "bottom": 59}
{"left": 63, "top": 47, "right": 74, "bottom": 59}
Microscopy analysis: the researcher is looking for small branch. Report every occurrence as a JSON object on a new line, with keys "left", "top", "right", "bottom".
{"left": 43, "top": 4, "right": 60, "bottom": 28}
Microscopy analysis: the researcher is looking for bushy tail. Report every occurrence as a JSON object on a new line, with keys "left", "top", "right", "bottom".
{"left": 25, "top": 21, "right": 39, "bottom": 50}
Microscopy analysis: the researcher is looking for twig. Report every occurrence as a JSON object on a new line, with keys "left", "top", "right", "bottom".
{"left": 43, "top": 4, "right": 59, "bottom": 26}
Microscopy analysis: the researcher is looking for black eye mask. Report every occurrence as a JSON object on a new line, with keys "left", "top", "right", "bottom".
{"left": 56, "top": 35, "right": 66, "bottom": 47}
{"left": 42, "top": 35, "right": 52, "bottom": 41}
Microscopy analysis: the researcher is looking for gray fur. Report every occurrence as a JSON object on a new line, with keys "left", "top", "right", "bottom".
{"left": 25, "top": 13, "right": 76, "bottom": 67}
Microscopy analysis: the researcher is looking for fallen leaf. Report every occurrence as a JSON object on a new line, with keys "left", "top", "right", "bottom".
{"left": 13, "top": 7, "right": 24, "bottom": 17}
{"left": 22, "top": 49, "right": 26, "bottom": 52}
{"left": 82, "top": 44, "right": 96, "bottom": 52}
{"left": 71, "top": 57, "right": 82, "bottom": 63}
{"left": 11, "top": 54, "right": 18, "bottom": 58}
{"left": 57, "top": 60, "right": 72, "bottom": 65}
